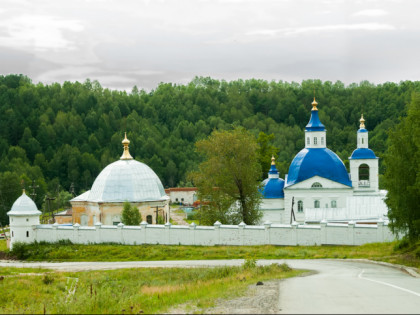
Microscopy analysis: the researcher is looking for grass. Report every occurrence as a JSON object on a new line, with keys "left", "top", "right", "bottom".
{"left": 0, "top": 261, "right": 303, "bottom": 314}
{"left": 2, "top": 239, "right": 419, "bottom": 271}
{"left": 0, "top": 267, "right": 51, "bottom": 276}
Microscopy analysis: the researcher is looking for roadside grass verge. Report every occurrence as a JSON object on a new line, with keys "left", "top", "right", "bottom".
{"left": 0, "top": 267, "right": 51, "bottom": 276}
{"left": 2, "top": 239, "right": 419, "bottom": 270}
{"left": 0, "top": 262, "right": 303, "bottom": 314}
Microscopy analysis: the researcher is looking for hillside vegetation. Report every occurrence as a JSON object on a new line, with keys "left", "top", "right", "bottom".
{"left": 1, "top": 74, "right": 419, "bottom": 224}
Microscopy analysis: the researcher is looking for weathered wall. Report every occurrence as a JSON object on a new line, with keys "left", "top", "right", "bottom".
{"left": 26, "top": 220, "right": 395, "bottom": 247}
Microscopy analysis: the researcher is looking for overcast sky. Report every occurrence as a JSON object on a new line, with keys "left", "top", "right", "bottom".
{"left": 1, "top": 0, "right": 419, "bottom": 91}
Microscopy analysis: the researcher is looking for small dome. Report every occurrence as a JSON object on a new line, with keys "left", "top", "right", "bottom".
{"left": 86, "top": 159, "right": 167, "bottom": 202}
{"left": 261, "top": 178, "right": 285, "bottom": 198}
{"left": 286, "top": 148, "right": 352, "bottom": 187}
{"left": 7, "top": 191, "right": 41, "bottom": 216}
{"left": 305, "top": 110, "right": 325, "bottom": 132}
{"left": 349, "top": 148, "right": 377, "bottom": 159}
{"left": 357, "top": 128, "right": 368, "bottom": 133}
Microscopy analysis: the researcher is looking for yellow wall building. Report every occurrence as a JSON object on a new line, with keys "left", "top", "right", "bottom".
{"left": 69, "top": 133, "right": 169, "bottom": 226}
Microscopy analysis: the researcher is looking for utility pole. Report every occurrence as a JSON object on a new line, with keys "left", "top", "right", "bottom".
{"left": 29, "top": 180, "right": 39, "bottom": 200}
{"left": 70, "top": 182, "right": 75, "bottom": 197}
{"left": 45, "top": 194, "right": 56, "bottom": 224}
{"left": 154, "top": 206, "right": 162, "bottom": 224}
{"left": 290, "top": 197, "right": 296, "bottom": 224}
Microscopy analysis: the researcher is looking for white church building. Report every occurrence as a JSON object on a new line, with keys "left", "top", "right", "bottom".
{"left": 260, "top": 98, "right": 388, "bottom": 224}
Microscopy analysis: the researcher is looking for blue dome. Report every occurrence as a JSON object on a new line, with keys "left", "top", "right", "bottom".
{"left": 358, "top": 128, "right": 368, "bottom": 133}
{"left": 286, "top": 148, "right": 352, "bottom": 187}
{"left": 261, "top": 178, "right": 285, "bottom": 198}
{"left": 306, "top": 110, "right": 325, "bottom": 131}
{"left": 349, "top": 148, "right": 377, "bottom": 159}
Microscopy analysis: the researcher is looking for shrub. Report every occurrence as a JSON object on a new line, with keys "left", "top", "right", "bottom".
{"left": 42, "top": 274, "right": 54, "bottom": 285}
{"left": 242, "top": 258, "right": 257, "bottom": 269}
{"left": 10, "top": 242, "right": 29, "bottom": 260}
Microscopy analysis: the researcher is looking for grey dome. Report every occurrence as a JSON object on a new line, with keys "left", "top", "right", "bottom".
{"left": 7, "top": 191, "right": 41, "bottom": 216}
{"left": 86, "top": 159, "right": 167, "bottom": 202}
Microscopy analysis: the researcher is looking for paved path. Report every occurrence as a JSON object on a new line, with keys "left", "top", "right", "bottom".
{"left": 1, "top": 259, "right": 419, "bottom": 313}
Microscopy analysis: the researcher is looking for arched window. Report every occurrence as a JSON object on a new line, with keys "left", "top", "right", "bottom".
{"left": 362, "top": 138, "right": 364, "bottom": 144}
{"left": 331, "top": 200, "right": 337, "bottom": 208}
{"left": 311, "top": 182, "right": 322, "bottom": 188}
{"left": 298, "top": 200, "right": 303, "bottom": 212}
{"left": 307, "top": 137, "right": 310, "bottom": 145}
{"left": 321, "top": 137, "right": 324, "bottom": 145}
{"left": 314, "top": 137, "right": 317, "bottom": 145}
{"left": 26, "top": 231, "right": 29, "bottom": 237}
{"left": 359, "top": 164, "right": 370, "bottom": 181}
{"left": 314, "top": 200, "right": 320, "bottom": 208}
{"left": 146, "top": 215, "right": 153, "bottom": 224}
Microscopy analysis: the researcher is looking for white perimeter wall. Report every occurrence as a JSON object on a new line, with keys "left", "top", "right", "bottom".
{"left": 17, "top": 220, "right": 396, "bottom": 248}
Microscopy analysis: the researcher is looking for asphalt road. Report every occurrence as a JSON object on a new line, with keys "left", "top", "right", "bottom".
{"left": 1, "top": 259, "right": 419, "bottom": 313}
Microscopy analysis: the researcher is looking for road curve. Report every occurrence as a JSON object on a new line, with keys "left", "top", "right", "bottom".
{"left": 1, "top": 259, "right": 419, "bottom": 313}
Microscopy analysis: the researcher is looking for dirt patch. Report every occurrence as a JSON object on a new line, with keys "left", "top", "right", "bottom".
{"left": 167, "top": 280, "right": 281, "bottom": 314}
{"left": 166, "top": 271, "right": 317, "bottom": 314}
{"left": 0, "top": 251, "right": 15, "bottom": 260}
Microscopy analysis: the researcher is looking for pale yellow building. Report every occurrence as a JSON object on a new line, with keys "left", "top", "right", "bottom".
{"left": 70, "top": 133, "right": 169, "bottom": 226}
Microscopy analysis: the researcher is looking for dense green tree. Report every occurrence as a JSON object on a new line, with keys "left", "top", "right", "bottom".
{"left": 384, "top": 93, "right": 420, "bottom": 240}
{"left": 257, "top": 132, "right": 279, "bottom": 180}
{"left": 190, "top": 127, "right": 262, "bottom": 225}
{"left": 121, "top": 201, "right": 141, "bottom": 226}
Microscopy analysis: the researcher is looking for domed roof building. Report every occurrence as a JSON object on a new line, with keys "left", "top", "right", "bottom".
{"left": 260, "top": 99, "right": 388, "bottom": 224}
{"left": 70, "top": 133, "right": 169, "bottom": 226}
{"left": 259, "top": 156, "right": 286, "bottom": 223}
{"left": 261, "top": 156, "right": 285, "bottom": 199}
{"left": 7, "top": 190, "right": 42, "bottom": 216}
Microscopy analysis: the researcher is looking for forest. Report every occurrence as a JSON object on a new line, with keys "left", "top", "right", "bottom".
{"left": 0, "top": 74, "right": 419, "bottom": 225}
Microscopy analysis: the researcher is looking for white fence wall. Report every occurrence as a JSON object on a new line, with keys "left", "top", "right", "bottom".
{"left": 27, "top": 220, "right": 395, "bottom": 247}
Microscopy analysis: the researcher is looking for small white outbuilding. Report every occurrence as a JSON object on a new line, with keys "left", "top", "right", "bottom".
{"left": 7, "top": 189, "right": 42, "bottom": 249}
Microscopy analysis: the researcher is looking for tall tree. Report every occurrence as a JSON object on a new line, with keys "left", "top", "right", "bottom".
{"left": 384, "top": 93, "right": 420, "bottom": 240}
{"left": 190, "top": 127, "right": 262, "bottom": 225}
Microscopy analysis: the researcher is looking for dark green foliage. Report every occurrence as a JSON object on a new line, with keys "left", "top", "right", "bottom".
{"left": 10, "top": 242, "right": 30, "bottom": 260}
{"left": 0, "top": 74, "right": 419, "bottom": 225}
{"left": 384, "top": 93, "right": 420, "bottom": 240}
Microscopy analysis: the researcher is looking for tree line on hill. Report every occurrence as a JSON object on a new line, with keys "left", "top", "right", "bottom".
{"left": 0, "top": 74, "right": 419, "bottom": 225}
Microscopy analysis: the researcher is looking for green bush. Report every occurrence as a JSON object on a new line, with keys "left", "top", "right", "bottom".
{"left": 10, "top": 242, "right": 30, "bottom": 260}
{"left": 242, "top": 258, "right": 257, "bottom": 269}
{"left": 187, "top": 211, "right": 198, "bottom": 220}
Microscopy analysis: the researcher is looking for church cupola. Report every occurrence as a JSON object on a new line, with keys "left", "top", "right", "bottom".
{"left": 120, "top": 132, "right": 133, "bottom": 160}
{"left": 268, "top": 155, "right": 280, "bottom": 179}
{"left": 261, "top": 156, "right": 284, "bottom": 199}
{"left": 357, "top": 114, "right": 369, "bottom": 148}
{"left": 305, "top": 98, "right": 326, "bottom": 149}
{"left": 349, "top": 115, "right": 379, "bottom": 192}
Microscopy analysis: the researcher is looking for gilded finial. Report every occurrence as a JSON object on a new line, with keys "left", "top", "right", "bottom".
{"left": 22, "top": 188, "right": 26, "bottom": 195}
{"left": 271, "top": 155, "right": 275, "bottom": 165}
{"left": 120, "top": 132, "right": 133, "bottom": 160}
{"left": 360, "top": 114, "right": 365, "bottom": 129}
{"left": 311, "top": 97, "right": 318, "bottom": 111}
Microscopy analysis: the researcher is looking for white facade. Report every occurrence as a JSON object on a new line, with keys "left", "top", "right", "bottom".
{"left": 7, "top": 190, "right": 42, "bottom": 250}
{"left": 260, "top": 105, "right": 386, "bottom": 225}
